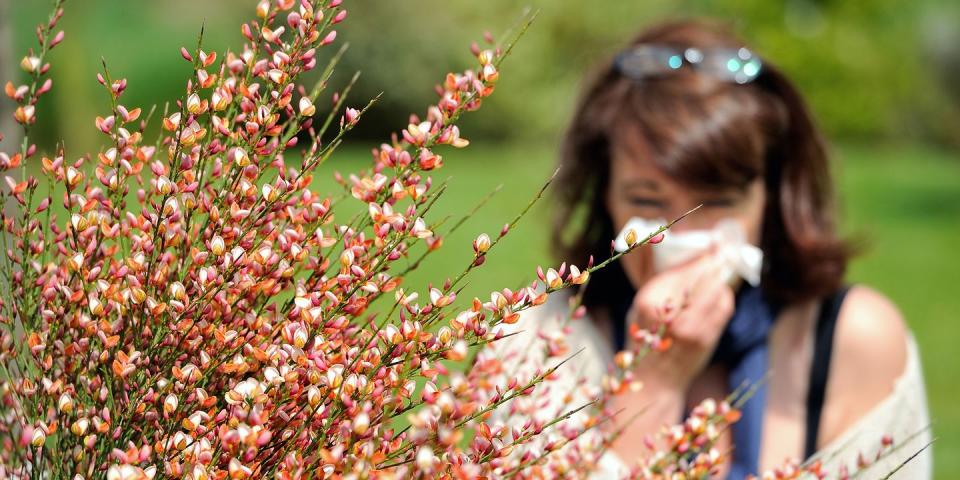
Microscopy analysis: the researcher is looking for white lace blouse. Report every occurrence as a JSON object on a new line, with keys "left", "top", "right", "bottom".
{"left": 490, "top": 293, "right": 933, "bottom": 479}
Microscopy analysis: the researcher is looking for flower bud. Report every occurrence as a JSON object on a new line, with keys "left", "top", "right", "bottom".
{"left": 352, "top": 412, "right": 369, "bottom": 436}
{"left": 473, "top": 233, "right": 491, "bottom": 255}
{"left": 231, "top": 148, "right": 250, "bottom": 167}
{"left": 31, "top": 429, "right": 46, "bottom": 447}
{"left": 183, "top": 411, "right": 205, "bottom": 432}
{"left": 256, "top": 0, "right": 270, "bottom": 18}
{"left": 229, "top": 458, "right": 252, "bottom": 479}
{"left": 20, "top": 56, "right": 41, "bottom": 73}
{"left": 416, "top": 446, "right": 436, "bottom": 472}
{"left": 339, "top": 249, "right": 354, "bottom": 268}
{"left": 170, "top": 282, "right": 186, "bottom": 301}
{"left": 569, "top": 265, "right": 589, "bottom": 285}
{"left": 65, "top": 166, "right": 83, "bottom": 187}
{"left": 14, "top": 105, "right": 35, "bottom": 125}
{"left": 186, "top": 93, "right": 207, "bottom": 115}
{"left": 478, "top": 50, "right": 495, "bottom": 65}
{"left": 614, "top": 350, "right": 634, "bottom": 369}
{"left": 306, "top": 386, "right": 322, "bottom": 407}
{"left": 481, "top": 64, "right": 499, "bottom": 83}
{"left": 156, "top": 175, "right": 173, "bottom": 195}
{"left": 50, "top": 31, "right": 65, "bottom": 48}
{"left": 211, "top": 89, "right": 231, "bottom": 111}
{"left": 58, "top": 393, "right": 74, "bottom": 414}
{"left": 320, "top": 30, "right": 337, "bottom": 47}
{"left": 71, "top": 418, "right": 90, "bottom": 436}
{"left": 292, "top": 326, "right": 308, "bottom": 349}
{"left": 163, "top": 112, "right": 181, "bottom": 131}
{"left": 211, "top": 235, "right": 226, "bottom": 256}
{"left": 267, "top": 69, "right": 287, "bottom": 84}
{"left": 545, "top": 268, "right": 562, "bottom": 289}
{"left": 163, "top": 394, "right": 178, "bottom": 414}
{"left": 67, "top": 252, "right": 84, "bottom": 272}
{"left": 344, "top": 107, "right": 359, "bottom": 125}
{"left": 298, "top": 97, "right": 316, "bottom": 117}
{"left": 130, "top": 286, "right": 147, "bottom": 305}
{"left": 262, "top": 183, "right": 279, "bottom": 202}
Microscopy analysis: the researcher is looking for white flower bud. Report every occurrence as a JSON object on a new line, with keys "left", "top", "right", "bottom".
{"left": 298, "top": 97, "right": 316, "bottom": 117}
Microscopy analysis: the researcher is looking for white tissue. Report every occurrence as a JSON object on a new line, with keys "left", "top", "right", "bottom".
{"left": 613, "top": 217, "right": 763, "bottom": 286}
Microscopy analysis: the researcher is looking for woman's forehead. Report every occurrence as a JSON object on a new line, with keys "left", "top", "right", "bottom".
{"left": 609, "top": 153, "right": 684, "bottom": 193}
{"left": 610, "top": 146, "right": 753, "bottom": 195}
{"left": 609, "top": 139, "right": 675, "bottom": 186}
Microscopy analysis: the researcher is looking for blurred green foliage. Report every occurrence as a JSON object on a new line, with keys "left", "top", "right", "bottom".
{"left": 334, "top": 0, "right": 960, "bottom": 144}
{"left": 6, "top": 0, "right": 960, "bottom": 150}
{"left": 5, "top": 0, "right": 249, "bottom": 153}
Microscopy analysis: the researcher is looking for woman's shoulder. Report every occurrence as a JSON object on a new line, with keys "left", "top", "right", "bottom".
{"left": 813, "top": 285, "right": 932, "bottom": 476}
{"left": 835, "top": 284, "right": 908, "bottom": 350}
{"left": 820, "top": 285, "right": 929, "bottom": 466}
{"left": 827, "top": 285, "right": 909, "bottom": 411}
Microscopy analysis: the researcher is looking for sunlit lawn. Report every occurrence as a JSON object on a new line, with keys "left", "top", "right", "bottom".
{"left": 321, "top": 140, "right": 959, "bottom": 477}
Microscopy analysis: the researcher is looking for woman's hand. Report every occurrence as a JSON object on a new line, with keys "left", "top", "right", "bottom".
{"left": 628, "top": 247, "right": 736, "bottom": 393}
{"left": 607, "top": 247, "right": 736, "bottom": 463}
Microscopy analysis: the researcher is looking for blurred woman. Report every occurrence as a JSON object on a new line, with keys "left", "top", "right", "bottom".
{"left": 526, "top": 19, "right": 930, "bottom": 478}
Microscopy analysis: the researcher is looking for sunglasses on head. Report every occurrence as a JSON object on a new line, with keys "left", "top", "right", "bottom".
{"left": 614, "top": 45, "right": 762, "bottom": 85}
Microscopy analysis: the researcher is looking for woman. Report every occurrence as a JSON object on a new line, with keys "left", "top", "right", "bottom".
{"left": 514, "top": 19, "right": 931, "bottom": 478}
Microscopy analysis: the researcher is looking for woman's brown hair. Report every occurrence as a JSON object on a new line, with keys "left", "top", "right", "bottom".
{"left": 554, "top": 19, "right": 854, "bottom": 308}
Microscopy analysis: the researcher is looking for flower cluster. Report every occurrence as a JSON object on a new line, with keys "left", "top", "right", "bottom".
{"left": 0, "top": 1, "right": 916, "bottom": 479}
{"left": 0, "top": 1, "right": 611, "bottom": 477}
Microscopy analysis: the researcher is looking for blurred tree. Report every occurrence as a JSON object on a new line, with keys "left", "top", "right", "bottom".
{"left": 920, "top": 1, "right": 960, "bottom": 144}
{"left": 323, "top": 0, "right": 960, "bottom": 146}
{"left": 6, "top": 0, "right": 959, "bottom": 149}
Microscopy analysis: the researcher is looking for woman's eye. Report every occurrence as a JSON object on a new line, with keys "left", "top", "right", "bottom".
{"left": 700, "top": 197, "right": 736, "bottom": 208}
{"left": 627, "top": 197, "right": 665, "bottom": 208}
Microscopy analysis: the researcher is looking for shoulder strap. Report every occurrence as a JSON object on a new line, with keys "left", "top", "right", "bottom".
{"left": 803, "top": 286, "right": 851, "bottom": 459}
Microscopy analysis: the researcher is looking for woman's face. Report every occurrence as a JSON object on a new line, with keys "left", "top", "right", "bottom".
{"left": 605, "top": 137, "right": 767, "bottom": 288}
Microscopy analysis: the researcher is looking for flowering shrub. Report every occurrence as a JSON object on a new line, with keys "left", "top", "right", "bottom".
{"left": 0, "top": 1, "right": 914, "bottom": 479}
